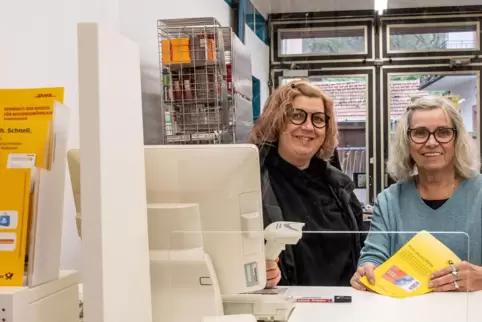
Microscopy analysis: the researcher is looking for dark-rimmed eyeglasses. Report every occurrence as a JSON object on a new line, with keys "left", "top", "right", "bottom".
{"left": 288, "top": 108, "right": 330, "bottom": 129}
{"left": 407, "top": 127, "right": 457, "bottom": 144}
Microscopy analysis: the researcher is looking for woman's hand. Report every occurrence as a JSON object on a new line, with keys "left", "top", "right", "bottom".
{"left": 350, "top": 263, "right": 376, "bottom": 291}
{"left": 429, "top": 261, "right": 482, "bottom": 292}
{"left": 266, "top": 258, "right": 281, "bottom": 289}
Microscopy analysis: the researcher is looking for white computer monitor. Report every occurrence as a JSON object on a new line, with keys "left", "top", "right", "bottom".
{"left": 144, "top": 144, "right": 266, "bottom": 295}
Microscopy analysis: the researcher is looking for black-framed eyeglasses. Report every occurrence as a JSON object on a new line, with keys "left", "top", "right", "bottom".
{"left": 288, "top": 108, "right": 330, "bottom": 129}
{"left": 407, "top": 127, "right": 457, "bottom": 144}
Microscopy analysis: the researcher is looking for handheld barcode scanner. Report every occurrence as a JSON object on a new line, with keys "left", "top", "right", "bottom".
{"left": 264, "top": 221, "right": 305, "bottom": 260}
{"left": 222, "top": 222, "right": 304, "bottom": 321}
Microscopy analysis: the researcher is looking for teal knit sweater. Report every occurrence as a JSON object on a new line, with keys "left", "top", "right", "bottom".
{"left": 358, "top": 174, "right": 482, "bottom": 267}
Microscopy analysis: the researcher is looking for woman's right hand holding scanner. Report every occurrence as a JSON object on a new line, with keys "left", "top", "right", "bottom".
{"left": 266, "top": 257, "right": 281, "bottom": 288}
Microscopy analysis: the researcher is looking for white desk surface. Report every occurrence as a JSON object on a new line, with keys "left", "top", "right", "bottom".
{"left": 286, "top": 287, "right": 482, "bottom": 322}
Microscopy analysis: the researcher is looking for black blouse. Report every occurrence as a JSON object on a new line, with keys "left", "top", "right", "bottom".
{"left": 265, "top": 149, "right": 357, "bottom": 286}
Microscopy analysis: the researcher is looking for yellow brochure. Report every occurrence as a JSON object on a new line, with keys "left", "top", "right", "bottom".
{"left": 360, "top": 231, "right": 461, "bottom": 298}
{"left": 0, "top": 87, "right": 64, "bottom": 169}
{"left": 0, "top": 168, "right": 31, "bottom": 286}
{"left": 0, "top": 119, "right": 52, "bottom": 170}
{"left": 0, "top": 119, "right": 52, "bottom": 286}
{"left": 0, "top": 87, "right": 63, "bottom": 286}
{"left": 0, "top": 87, "right": 64, "bottom": 110}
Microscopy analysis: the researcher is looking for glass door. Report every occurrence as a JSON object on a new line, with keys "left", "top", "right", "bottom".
{"left": 381, "top": 67, "right": 481, "bottom": 190}
{"left": 278, "top": 68, "right": 376, "bottom": 205}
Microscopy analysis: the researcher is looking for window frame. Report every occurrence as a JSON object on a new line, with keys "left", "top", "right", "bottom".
{"left": 381, "top": 17, "right": 482, "bottom": 59}
{"left": 272, "top": 20, "right": 374, "bottom": 63}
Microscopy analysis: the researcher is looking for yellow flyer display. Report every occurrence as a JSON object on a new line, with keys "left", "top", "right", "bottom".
{"left": 0, "top": 170, "right": 31, "bottom": 286}
{"left": 0, "top": 87, "right": 64, "bottom": 169}
{"left": 360, "top": 231, "right": 461, "bottom": 298}
{"left": 0, "top": 87, "right": 63, "bottom": 286}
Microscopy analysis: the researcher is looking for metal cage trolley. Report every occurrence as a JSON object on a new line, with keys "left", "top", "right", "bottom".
{"left": 157, "top": 17, "right": 253, "bottom": 144}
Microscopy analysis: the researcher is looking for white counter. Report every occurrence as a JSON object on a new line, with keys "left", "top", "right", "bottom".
{"left": 286, "top": 287, "right": 482, "bottom": 322}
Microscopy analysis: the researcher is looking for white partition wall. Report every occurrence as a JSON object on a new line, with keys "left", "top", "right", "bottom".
{"left": 77, "top": 23, "right": 152, "bottom": 322}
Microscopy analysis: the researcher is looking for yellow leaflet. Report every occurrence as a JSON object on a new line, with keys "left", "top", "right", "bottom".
{"left": 0, "top": 87, "right": 64, "bottom": 169}
{"left": 0, "top": 87, "right": 63, "bottom": 286}
{"left": 360, "top": 231, "right": 461, "bottom": 298}
{"left": 0, "top": 168, "right": 31, "bottom": 286}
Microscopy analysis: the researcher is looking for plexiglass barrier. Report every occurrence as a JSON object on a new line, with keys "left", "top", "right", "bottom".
{"left": 146, "top": 225, "right": 478, "bottom": 322}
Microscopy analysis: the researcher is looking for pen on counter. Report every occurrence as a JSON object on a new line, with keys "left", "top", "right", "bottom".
{"left": 295, "top": 295, "right": 352, "bottom": 303}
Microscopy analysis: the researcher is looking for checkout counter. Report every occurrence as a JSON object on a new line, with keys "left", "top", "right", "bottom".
{"left": 74, "top": 284, "right": 482, "bottom": 322}
{"left": 287, "top": 286, "right": 482, "bottom": 322}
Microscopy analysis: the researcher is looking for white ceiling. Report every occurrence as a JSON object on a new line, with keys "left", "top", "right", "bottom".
{"left": 251, "top": 0, "right": 482, "bottom": 14}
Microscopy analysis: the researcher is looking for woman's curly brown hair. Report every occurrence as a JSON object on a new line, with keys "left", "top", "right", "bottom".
{"left": 249, "top": 79, "right": 339, "bottom": 161}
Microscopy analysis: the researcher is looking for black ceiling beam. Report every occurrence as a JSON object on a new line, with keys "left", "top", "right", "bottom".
{"left": 269, "top": 5, "right": 482, "bottom": 21}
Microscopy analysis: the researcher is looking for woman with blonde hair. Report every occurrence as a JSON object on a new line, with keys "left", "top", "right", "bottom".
{"left": 351, "top": 95, "right": 482, "bottom": 292}
{"left": 250, "top": 80, "right": 366, "bottom": 288}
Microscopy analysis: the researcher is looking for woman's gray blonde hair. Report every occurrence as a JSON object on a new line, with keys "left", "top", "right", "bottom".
{"left": 386, "top": 95, "right": 480, "bottom": 181}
